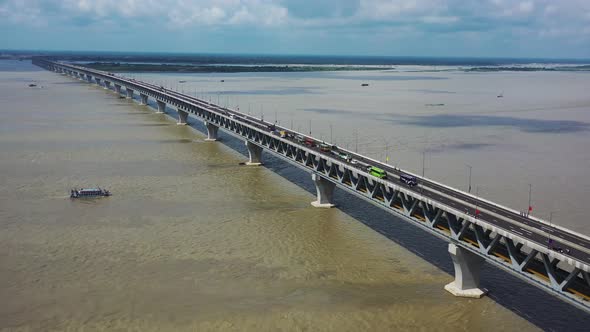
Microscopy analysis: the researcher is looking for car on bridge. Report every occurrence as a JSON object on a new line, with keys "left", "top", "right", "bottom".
{"left": 400, "top": 173, "right": 418, "bottom": 186}
{"left": 304, "top": 137, "right": 316, "bottom": 147}
{"left": 319, "top": 143, "right": 332, "bottom": 152}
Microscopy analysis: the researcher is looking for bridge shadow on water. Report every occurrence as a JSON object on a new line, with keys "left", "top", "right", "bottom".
{"left": 165, "top": 108, "right": 590, "bottom": 331}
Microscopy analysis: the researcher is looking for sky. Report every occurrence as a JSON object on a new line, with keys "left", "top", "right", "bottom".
{"left": 1, "top": 0, "right": 590, "bottom": 59}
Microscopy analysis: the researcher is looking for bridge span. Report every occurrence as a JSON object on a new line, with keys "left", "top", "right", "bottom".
{"left": 34, "top": 57, "right": 590, "bottom": 312}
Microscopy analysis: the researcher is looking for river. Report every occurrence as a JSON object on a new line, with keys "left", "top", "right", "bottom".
{"left": 1, "top": 60, "right": 589, "bottom": 330}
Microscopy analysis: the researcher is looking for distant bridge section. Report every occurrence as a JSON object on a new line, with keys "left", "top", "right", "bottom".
{"left": 33, "top": 57, "right": 590, "bottom": 312}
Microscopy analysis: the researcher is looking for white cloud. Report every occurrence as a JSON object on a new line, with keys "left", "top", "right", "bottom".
{"left": 0, "top": 0, "right": 48, "bottom": 26}
{"left": 518, "top": 1, "right": 534, "bottom": 14}
{"left": 422, "top": 15, "right": 459, "bottom": 24}
{"left": 0, "top": 0, "right": 288, "bottom": 28}
{"left": 357, "top": 0, "right": 446, "bottom": 20}
{"left": 1, "top": 0, "right": 589, "bottom": 45}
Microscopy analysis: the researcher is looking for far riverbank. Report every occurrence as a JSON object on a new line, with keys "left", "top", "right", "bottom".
{"left": 85, "top": 62, "right": 390, "bottom": 73}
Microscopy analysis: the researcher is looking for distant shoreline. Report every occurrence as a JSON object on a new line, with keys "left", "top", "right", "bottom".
{"left": 82, "top": 61, "right": 590, "bottom": 73}
{"left": 84, "top": 62, "right": 389, "bottom": 73}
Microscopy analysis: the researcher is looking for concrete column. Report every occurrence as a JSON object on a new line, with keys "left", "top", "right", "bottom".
{"left": 140, "top": 94, "right": 148, "bottom": 105}
{"left": 104, "top": 81, "right": 111, "bottom": 90}
{"left": 126, "top": 88, "right": 134, "bottom": 99}
{"left": 95, "top": 78, "right": 102, "bottom": 86}
{"left": 115, "top": 84, "right": 122, "bottom": 95}
{"left": 444, "top": 243, "right": 487, "bottom": 298}
{"left": 86, "top": 74, "right": 92, "bottom": 82}
{"left": 177, "top": 109, "right": 189, "bottom": 125}
{"left": 204, "top": 121, "right": 219, "bottom": 140}
{"left": 244, "top": 141, "right": 262, "bottom": 165}
{"left": 156, "top": 100, "right": 166, "bottom": 114}
{"left": 311, "top": 173, "right": 336, "bottom": 208}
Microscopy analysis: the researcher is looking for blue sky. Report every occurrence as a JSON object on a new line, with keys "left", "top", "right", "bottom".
{"left": 1, "top": 0, "right": 590, "bottom": 58}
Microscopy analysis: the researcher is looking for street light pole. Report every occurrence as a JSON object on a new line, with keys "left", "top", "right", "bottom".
{"left": 527, "top": 184, "right": 532, "bottom": 217}
{"left": 330, "top": 123, "right": 333, "bottom": 143}
{"left": 548, "top": 211, "right": 555, "bottom": 248}
{"left": 466, "top": 164, "right": 472, "bottom": 193}
{"left": 420, "top": 151, "right": 426, "bottom": 194}
{"left": 475, "top": 186, "right": 480, "bottom": 218}
{"left": 422, "top": 151, "right": 426, "bottom": 178}
{"left": 385, "top": 140, "right": 389, "bottom": 164}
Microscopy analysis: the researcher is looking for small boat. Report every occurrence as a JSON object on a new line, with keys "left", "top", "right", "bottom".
{"left": 497, "top": 92, "right": 504, "bottom": 98}
{"left": 178, "top": 80, "right": 187, "bottom": 83}
{"left": 28, "top": 83, "right": 37, "bottom": 87}
{"left": 361, "top": 83, "right": 369, "bottom": 87}
{"left": 70, "top": 187, "right": 111, "bottom": 198}
{"left": 220, "top": 79, "right": 225, "bottom": 82}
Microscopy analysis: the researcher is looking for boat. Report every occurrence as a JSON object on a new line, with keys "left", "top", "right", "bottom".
{"left": 497, "top": 92, "right": 504, "bottom": 98}
{"left": 361, "top": 83, "right": 369, "bottom": 87}
{"left": 178, "top": 80, "right": 187, "bottom": 83}
{"left": 28, "top": 83, "right": 37, "bottom": 87}
{"left": 70, "top": 187, "right": 111, "bottom": 198}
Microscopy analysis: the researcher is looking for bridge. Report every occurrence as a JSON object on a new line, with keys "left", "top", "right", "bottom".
{"left": 33, "top": 57, "right": 590, "bottom": 312}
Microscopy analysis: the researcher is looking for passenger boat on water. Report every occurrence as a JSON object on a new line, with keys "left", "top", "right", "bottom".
{"left": 70, "top": 188, "right": 111, "bottom": 198}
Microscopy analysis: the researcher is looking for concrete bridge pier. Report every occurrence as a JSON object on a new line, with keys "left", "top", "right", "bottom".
{"left": 244, "top": 141, "right": 262, "bottom": 165}
{"left": 95, "top": 78, "right": 102, "bottom": 86}
{"left": 104, "top": 81, "right": 111, "bottom": 90}
{"left": 86, "top": 74, "right": 92, "bottom": 82}
{"left": 114, "top": 84, "right": 122, "bottom": 95}
{"left": 177, "top": 110, "right": 189, "bottom": 125}
{"left": 140, "top": 94, "right": 148, "bottom": 105}
{"left": 444, "top": 243, "right": 487, "bottom": 298}
{"left": 126, "top": 88, "right": 134, "bottom": 99}
{"left": 311, "top": 173, "right": 335, "bottom": 208}
{"left": 204, "top": 121, "right": 219, "bottom": 140}
{"left": 156, "top": 100, "right": 166, "bottom": 114}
